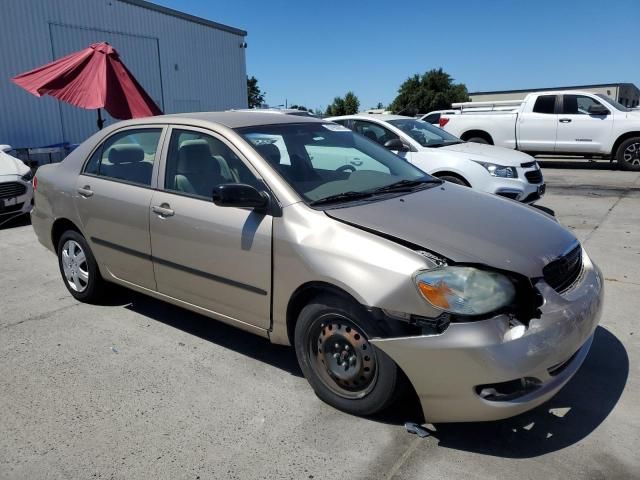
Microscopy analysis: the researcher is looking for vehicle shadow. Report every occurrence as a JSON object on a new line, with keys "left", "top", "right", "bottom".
{"left": 0, "top": 213, "right": 31, "bottom": 230}
{"left": 119, "top": 290, "right": 303, "bottom": 377}
{"left": 537, "top": 158, "right": 615, "bottom": 170}
{"left": 107, "top": 289, "right": 627, "bottom": 459}
{"left": 382, "top": 326, "right": 628, "bottom": 458}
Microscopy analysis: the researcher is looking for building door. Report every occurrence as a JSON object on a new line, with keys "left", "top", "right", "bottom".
{"left": 49, "top": 23, "right": 164, "bottom": 144}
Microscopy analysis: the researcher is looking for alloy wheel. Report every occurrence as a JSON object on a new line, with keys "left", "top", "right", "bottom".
{"left": 623, "top": 142, "right": 640, "bottom": 166}
{"left": 61, "top": 239, "right": 89, "bottom": 293}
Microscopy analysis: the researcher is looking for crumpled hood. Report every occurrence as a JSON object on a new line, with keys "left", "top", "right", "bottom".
{"left": 325, "top": 183, "right": 577, "bottom": 278}
{"left": 0, "top": 151, "right": 30, "bottom": 177}
{"left": 437, "top": 142, "right": 534, "bottom": 167}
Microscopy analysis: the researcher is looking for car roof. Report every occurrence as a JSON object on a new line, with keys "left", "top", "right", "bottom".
{"left": 230, "top": 108, "right": 315, "bottom": 116}
{"left": 107, "top": 111, "right": 326, "bottom": 129}
{"left": 326, "top": 114, "right": 413, "bottom": 122}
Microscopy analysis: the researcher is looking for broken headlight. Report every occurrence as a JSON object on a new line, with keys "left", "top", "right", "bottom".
{"left": 415, "top": 266, "right": 515, "bottom": 316}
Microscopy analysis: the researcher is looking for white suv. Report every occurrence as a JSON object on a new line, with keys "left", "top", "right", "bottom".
{"left": 327, "top": 114, "right": 545, "bottom": 203}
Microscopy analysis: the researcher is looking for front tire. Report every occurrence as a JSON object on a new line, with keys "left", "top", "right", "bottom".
{"left": 466, "top": 136, "right": 489, "bottom": 144}
{"left": 616, "top": 137, "right": 640, "bottom": 171}
{"left": 57, "top": 230, "right": 106, "bottom": 303}
{"left": 294, "top": 295, "right": 402, "bottom": 416}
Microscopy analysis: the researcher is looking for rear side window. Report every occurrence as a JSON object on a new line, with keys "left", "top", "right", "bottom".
{"left": 423, "top": 113, "right": 440, "bottom": 124}
{"left": 84, "top": 129, "right": 162, "bottom": 186}
{"left": 533, "top": 95, "right": 556, "bottom": 114}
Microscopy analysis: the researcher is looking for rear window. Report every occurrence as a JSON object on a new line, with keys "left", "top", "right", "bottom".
{"left": 533, "top": 95, "right": 556, "bottom": 114}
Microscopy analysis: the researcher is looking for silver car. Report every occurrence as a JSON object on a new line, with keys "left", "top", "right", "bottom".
{"left": 31, "top": 112, "right": 603, "bottom": 422}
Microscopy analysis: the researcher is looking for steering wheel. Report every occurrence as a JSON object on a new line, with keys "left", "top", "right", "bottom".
{"left": 336, "top": 164, "right": 356, "bottom": 174}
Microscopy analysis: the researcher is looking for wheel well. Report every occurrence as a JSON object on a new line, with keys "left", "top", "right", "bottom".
{"left": 432, "top": 171, "right": 471, "bottom": 187}
{"left": 51, "top": 218, "right": 82, "bottom": 251}
{"left": 461, "top": 130, "right": 494, "bottom": 145}
{"left": 611, "top": 132, "right": 640, "bottom": 158}
{"left": 286, "top": 282, "right": 360, "bottom": 345}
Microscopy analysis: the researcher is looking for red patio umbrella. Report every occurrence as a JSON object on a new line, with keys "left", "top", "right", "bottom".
{"left": 12, "top": 42, "right": 162, "bottom": 130}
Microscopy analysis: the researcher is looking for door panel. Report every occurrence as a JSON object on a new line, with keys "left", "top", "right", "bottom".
{"left": 149, "top": 127, "right": 272, "bottom": 328}
{"left": 74, "top": 127, "right": 163, "bottom": 289}
{"left": 75, "top": 175, "right": 156, "bottom": 289}
{"left": 517, "top": 95, "right": 558, "bottom": 151}
{"left": 555, "top": 95, "right": 613, "bottom": 153}
{"left": 149, "top": 191, "right": 272, "bottom": 328}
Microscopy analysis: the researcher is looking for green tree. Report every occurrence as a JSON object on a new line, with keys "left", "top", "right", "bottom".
{"left": 376, "top": 102, "right": 384, "bottom": 109}
{"left": 289, "top": 104, "right": 309, "bottom": 111}
{"left": 325, "top": 91, "right": 360, "bottom": 116}
{"left": 389, "top": 68, "right": 468, "bottom": 114}
{"left": 247, "top": 76, "right": 265, "bottom": 108}
{"left": 325, "top": 96, "right": 346, "bottom": 116}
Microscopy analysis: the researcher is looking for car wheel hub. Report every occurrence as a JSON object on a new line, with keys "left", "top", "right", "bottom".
{"left": 623, "top": 143, "right": 640, "bottom": 166}
{"left": 61, "top": 240, "right": 89, "bottom": 293}
{"left": 310, "top": 316, "right": 377, "bottom": 399}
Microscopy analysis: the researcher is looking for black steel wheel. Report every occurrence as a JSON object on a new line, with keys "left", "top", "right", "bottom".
{"left": 294, "top": 295, "right": 403, "bottom": 416}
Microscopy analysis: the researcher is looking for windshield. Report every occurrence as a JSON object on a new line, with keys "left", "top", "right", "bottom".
{"left": 387, "top": 118, "right": 461, "bottom": 147}
{"left": 596, "top": 94, "right": 631, "bottom": 112}
{"left": 236, "top": 123, "right": 436, "bottom": 205}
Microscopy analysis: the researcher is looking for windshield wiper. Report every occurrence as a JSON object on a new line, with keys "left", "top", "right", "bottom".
{"left": 308, "top": 190, "right": 375, "bottom": 206}
{"left": 370, "top": 178, "right": 442, "bottom": 193}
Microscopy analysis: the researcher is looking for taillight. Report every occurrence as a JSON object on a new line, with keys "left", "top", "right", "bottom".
{"left": 33, "top": 176, "right": 38, "bottom": 191}
{"left": 439, "top": 117, "right": 450, "bottom": 128}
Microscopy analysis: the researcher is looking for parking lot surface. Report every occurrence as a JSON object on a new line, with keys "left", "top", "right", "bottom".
{"left": 1, "top": 161, "right": 639, "bottom": 480}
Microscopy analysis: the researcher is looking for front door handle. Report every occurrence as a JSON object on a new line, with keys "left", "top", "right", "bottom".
{"left": 152, "top": 203, "right": 175, "bottom": 217}
{"left": 559, "top": 118, "right": 572, "bottom": 123}
{"left": 77, "top": 186, "right": 93, "bottom": 197}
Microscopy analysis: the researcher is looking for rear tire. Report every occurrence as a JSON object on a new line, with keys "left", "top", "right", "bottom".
{"left": 437, "top": 174, "right": 469, "bottom": 186}
{"left": 294, "top": 295, "right": 402, "bottom": 416}
{"left": 57, "top": 230, "right": 106, "bottom": 303}
{"left": 466, "top": 136, "right": 489, "bottom": 144}
{"left": 616, "top": 137, "right": 640, "bottom": 171}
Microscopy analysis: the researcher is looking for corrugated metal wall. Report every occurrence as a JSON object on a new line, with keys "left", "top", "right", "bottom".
{"left": 0, "top": 0, "right": 247, "bottom": 147}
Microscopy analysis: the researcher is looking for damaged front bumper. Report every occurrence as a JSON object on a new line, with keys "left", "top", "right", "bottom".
{"left": 371, "top": 249, "right": 604, "bottom": 423}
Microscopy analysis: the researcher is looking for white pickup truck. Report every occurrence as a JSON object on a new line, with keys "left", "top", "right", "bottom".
{"left": 440, "top": 91, "right": 640, "bottom": 171}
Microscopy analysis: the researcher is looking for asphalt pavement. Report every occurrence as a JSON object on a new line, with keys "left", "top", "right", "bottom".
{"left": 0, "top": 160, "right": 638, "bottom": 479}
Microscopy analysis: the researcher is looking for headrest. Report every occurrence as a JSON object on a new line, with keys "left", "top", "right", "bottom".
{"left": 177, "top": 139, "right": 211, "bottom": 172}
{"left": 255, "top": 143, "right": 281, "bottom": 166}
{"left": 108, "top": 144, "right": 144, "bottom": 164}
{"left": 363, "top": 130, "right": 377, "bottom": 141}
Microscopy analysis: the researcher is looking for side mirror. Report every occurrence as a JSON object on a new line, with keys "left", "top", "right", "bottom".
{"left": 212, "top": 183, "right": 268, "bottom": 210}
{"left": 383, "top": 138, "right": 410, "bottom": 152}
{"left": 588, "top": 104, "right": 609, "bottom": 115}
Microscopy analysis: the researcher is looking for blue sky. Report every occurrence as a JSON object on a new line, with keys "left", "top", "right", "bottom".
{"left": 156, "top": 0, "right": 638, "bottom": 111}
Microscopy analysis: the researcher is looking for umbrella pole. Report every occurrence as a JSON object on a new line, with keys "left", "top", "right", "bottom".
{"left": 97, "top": 108, "right": 104, "bottom": 130}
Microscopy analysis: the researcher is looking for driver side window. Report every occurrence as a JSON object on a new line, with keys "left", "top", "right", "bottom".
{"left": 352, "top": 120, "right": 399, "bottom": 146}
{"left": 164, "top": 129, "right": 260, "bottom": 199}
{"left": 563, "top": 95, "right": 606, "bottom": 115}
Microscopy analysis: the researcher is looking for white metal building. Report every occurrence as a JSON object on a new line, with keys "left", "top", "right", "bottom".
{"left": 0, "top": 0, "right": 248, "bottom": 147}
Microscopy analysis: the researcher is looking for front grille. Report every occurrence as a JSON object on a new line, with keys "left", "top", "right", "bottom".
{"left": 0, "top": 182, "right": 27, "bottom": 199}
{"left": 520, "top": 161, "right": 537, "bottom": 168}
{"left": 543, "top": 244, "right": 583, "bottom": 293}
{"left": 525, "top": 170, "right": 543, "bottom": 184}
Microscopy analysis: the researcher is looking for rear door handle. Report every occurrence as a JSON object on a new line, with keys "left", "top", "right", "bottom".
{"left": 77, "top": 186, "right": 93, "bottom": 197}
{"left": 152, "top": 203, "right": 175, "bottom": 217}
{"left": 559, "top": 118, "right": 572, "bottom": 123}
